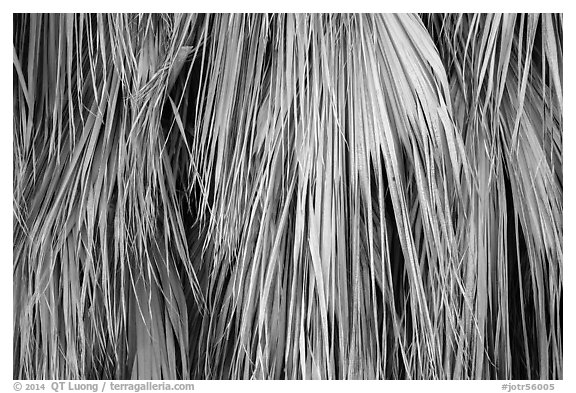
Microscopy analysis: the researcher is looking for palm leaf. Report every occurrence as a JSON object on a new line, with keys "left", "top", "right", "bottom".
{"left": 13, "top": 13, "right": 562, "bottom": 380}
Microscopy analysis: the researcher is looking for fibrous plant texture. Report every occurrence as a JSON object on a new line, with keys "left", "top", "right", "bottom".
{"left": 13, "top": 13, "right": 562, "bottom": 380}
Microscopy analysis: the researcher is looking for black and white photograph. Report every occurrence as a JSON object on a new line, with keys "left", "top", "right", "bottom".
{"left": 8, "top": 5, "right": 570, "bottom": 390}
